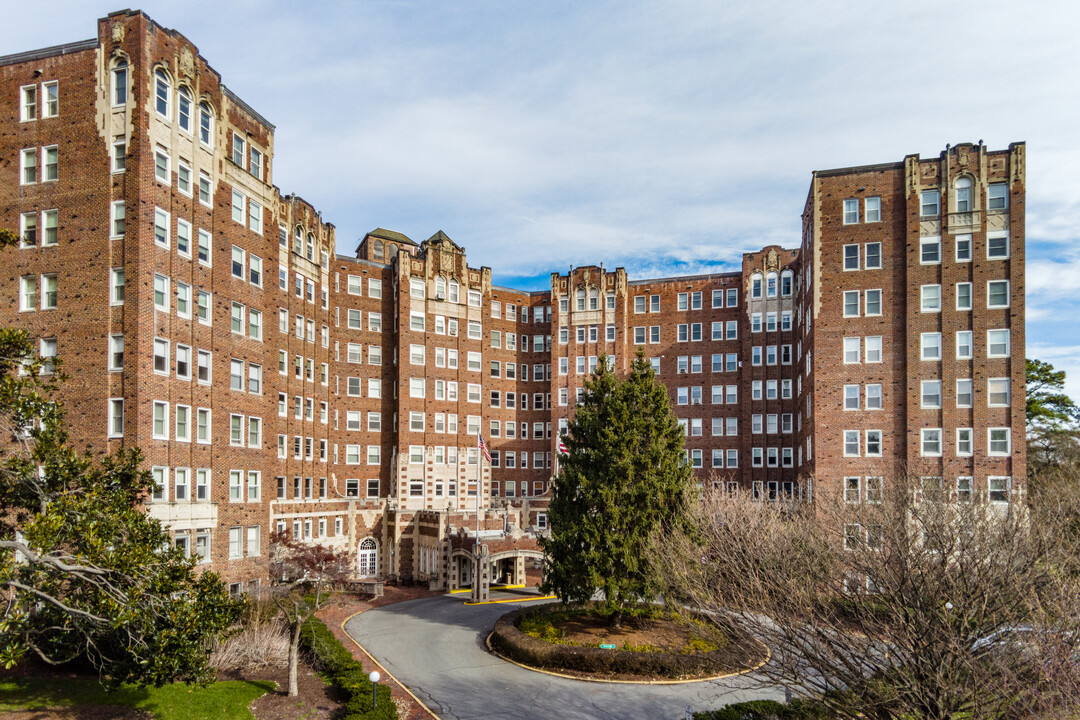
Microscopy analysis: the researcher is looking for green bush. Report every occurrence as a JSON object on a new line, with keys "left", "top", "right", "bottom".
{"left": 300, "top": 617, "right": 396, "bottom": 720}
{"left": 694, "top": 699, "right": 831, "bottom": 719}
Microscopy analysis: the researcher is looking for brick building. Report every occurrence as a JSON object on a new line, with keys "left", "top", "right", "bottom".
{"left": 0, "top": 11, "right": 1024, "bottom": 590}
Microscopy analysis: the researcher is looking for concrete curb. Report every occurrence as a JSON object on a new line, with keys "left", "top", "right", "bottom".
{"left": 484, "top": 630, "right": 772, "bottom": 686}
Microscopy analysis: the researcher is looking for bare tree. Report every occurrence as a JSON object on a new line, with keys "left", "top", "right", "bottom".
{"left": 660, "top": 475, "right": 1080, "bottom": 719}
{"left": 268, "top": 530, "right": 351, "bottom": 696}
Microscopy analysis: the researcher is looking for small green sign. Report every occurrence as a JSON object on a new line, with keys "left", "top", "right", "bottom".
{"left": 599, "top": 643, "right": 616, "bottom": 649}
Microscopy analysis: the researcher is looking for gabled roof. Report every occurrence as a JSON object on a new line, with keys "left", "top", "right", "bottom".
{"left": 365, "top": 228, "right": 416, "bottom": 246}
{"left": 423, "top": 230, "right": 462, "bottom": 252}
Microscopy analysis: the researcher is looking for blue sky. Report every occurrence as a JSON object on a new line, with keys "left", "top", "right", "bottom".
{"left": 5, "top": 1, "right": 1079, "bottom": 396}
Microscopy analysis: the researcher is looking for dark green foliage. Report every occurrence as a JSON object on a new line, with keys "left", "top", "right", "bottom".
{"left": 0, "top": 254, "right": 242, "bottom": 686}
{"left": 1026, "top": 358, "right": 1080, "bottom": 478}
{"left": 540, "top": 351, "right": 697, "bottom": 623}
{"left": 490, "top": 606, "right": 762, "bottom": 679}
{"left": 300, "top": 616, "right": 396, "bottom": 720}
{"left": 694, "top": 699, "right": 831, "bottom": 720}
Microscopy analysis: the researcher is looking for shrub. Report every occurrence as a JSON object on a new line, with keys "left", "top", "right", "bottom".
{"left": 694, "top": 699, "right": 831, "bottom": 719}
{"left": 300, "top": 616, "right": 397, "bottom": 720}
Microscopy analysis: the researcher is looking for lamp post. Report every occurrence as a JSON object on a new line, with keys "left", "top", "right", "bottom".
{"left": 368, "top": 670, "right": 380, "bottom": 710}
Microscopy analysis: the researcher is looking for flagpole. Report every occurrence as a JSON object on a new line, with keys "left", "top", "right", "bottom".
{"left": 475, "top": 428, "right": 482, "bottom": 597}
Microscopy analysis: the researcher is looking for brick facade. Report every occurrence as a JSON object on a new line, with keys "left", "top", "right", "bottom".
{"left": 0, "top": 11, "right": 1025, "bottom": 589}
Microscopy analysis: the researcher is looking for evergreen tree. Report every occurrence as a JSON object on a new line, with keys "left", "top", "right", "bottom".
{"left": 540, "top": 350, "right": 697, "bottom": 627}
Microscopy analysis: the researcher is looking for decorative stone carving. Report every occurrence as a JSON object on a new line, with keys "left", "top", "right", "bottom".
{"left": 583, "top": 269, "right": 590, "bottom": 285}
{"left": 766, "top": 249, "right": 778, "bottom": 271}
{"left": 111, "top": 23, "right": 125, "bottom": 44}
{"left": 959, "top": 148, "right": 969, "bottom": 166}
{"left": 179, "top": 47, "right": 194, "bottom": 78}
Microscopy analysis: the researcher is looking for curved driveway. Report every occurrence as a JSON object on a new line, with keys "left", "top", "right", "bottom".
{"left": 345, "top": 592, "right": 784, "bottom": 720}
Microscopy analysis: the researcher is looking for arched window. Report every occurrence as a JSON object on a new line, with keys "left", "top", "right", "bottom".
{"left": 576, "top": 289, "right": 586, "bottom": 311}
{"left": 111, "top": 59, "right": 127, "bottom": 106}
{"left": 358, "top": 538, "right": 378, "bottom": 577}
{"left": 780, "top": 270, "right": 794, "bottom": 297}
{"left": 177, "top": 86, "right": 192, "bottom": 133}
{"left": 306, "top": 233, "right": 315, "bottom": 261}
{"left": 588, "top": 287, "right": 599, "bottom": 310}
{"left": 371, "top": 239, "right": 384, "bottom": 261}
{"left": 198, "top": 102, "right": 214, "bottom": 146}
{"left": 955, "top": 177, "right": 972, "bottom": 212}
{"left": 154, "top": 69, "right": 171, "bottom": 118}
{"left": 751, "top": 273, "right": 763, "bottom": 299}
{"left": 435, "top": 275, "right": 446, "bottom": 298}
{"left": 293, "top": 227, "right": 303, "bottom": 255}
{"left": 448, "top": 279, "right": 460, "bottom": 303}
{"left": 766, "top": 272, "right": 778, "bottom": 298}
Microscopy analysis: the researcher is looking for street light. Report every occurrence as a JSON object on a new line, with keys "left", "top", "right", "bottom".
{"left": 368, "top": 670, "right": 380, "bottom": 710}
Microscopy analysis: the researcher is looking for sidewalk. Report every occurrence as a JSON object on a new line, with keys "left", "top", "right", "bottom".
{"left": 317, "top": 585, "right": 442, "bottom": 720}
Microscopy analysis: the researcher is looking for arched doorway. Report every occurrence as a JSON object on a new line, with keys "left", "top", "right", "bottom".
{"left": 358, "top": 537, "right": 378, "bottom": 577}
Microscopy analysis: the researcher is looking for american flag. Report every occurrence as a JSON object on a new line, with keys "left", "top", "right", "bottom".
{"left": 478, "top": 434, "right": 492, "bottom": 463}
{"left": 558, "top": 439, "right": 568, "bottom": 454}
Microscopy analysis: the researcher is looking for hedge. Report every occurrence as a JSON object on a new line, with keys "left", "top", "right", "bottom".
{"left": 490, "top": 605, "right": 764, "bottom": 679}
{"left": 300, "top": 616, "right": 397, "bottom": 720}
{"left": 694, "top": 699, "right": 831, "bottom": 719}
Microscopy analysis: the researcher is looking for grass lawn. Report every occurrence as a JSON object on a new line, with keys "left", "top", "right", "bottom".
{"left": 0, "top": 673, "right": 275, "bottom": 719}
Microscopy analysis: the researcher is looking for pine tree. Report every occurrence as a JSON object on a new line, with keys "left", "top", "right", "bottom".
{"left": 540, "top": 349, "right": 697, "bottom": 627}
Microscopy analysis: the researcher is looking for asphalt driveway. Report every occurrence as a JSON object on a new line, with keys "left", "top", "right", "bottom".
{"left": 344, "top": 591, "right": 783, "bottom": 720}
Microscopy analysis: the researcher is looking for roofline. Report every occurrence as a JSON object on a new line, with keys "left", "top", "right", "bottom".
{"left": 627, "top": 270, "right": 741, "bottom": 286}
{"left": 0, "top": 38, "right": 98, "bottom": 68}
{"left": 334, "top": 254, "right": 388, "bottom": 270}
{"left": 222, "top": 86, "right": 275, "bottom": 132}
{"left": 490, "top": 285, "right": 551, "bottom": 296}
{"left": 813, "top": 160, "right": 903, "bottom": 178}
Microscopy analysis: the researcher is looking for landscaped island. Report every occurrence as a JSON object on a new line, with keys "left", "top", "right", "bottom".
{"left": 490, "top": 603, "right": 766, "bottom": 681}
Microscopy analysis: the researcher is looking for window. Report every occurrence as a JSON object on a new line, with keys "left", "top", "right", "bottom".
{"left": 987, "top": 232, "right": 1009, "bottom": 259}
{"left": 844, "top": 477, "right": 861, "bottom": 503}
{"left": 989, "top": 477, "right": 1010, "bottom": 504}
{"left": 844, "top": 385, "right": 859, "bottom": 410}
{"left": 955, "top": 177, "right": 972, "bottom": 212}
{"left": 110, "top": 268, "right": 124, "bottom": 305}
{"left": 865, "top": 336, "right": 882, "bottom": 363}
{"left": 844, "top": 430, "right": 860, "bottom": 456}
{"left": 108, "top": 334, "right": 124, "bottom": 372}
{"left": 921, "top": 333, "right": 941, "bottom": 361}
{"left": 198, "top": 103, "right": 213, "bottom": 145}
{"left": 988, "top": 182, "right": 1008, "bottom": 210}
{"left": 19, "top": 276, "right": 36, "bottom": 311}
{"left": 108, "top": 398, "right": 124, "bottom": 438}
{"left": 988, "top": 378, "right": 1011, "bottom": 407}
{"left": 249, "top": 201, "right": 263, "bottom": 234}
{"left": 921, "top": 380, "right": 941, "bottom": 408}
{"left": 921, "top": 428, "right": 942, "bottom": 456}
{"left": 955, "top": 234, "right": 972, "bottom": 262}
{"left": 956, "top": 282, "right": 972, "bottom": 311}
{"left": 865, "top": 196, "right": 881, "bottom": 223}
{"left": 154, "top": 146, "right": 169, "bottom": 183}
{"left": 250, "top": 147, "right": 263, "bottom": 180}
{"left": 956, "top": 428, "right": 973, "bottom": 456}
{"left": 20, "top": 148, "right": 37, "bottom": 184}
{"left": 20, "top": 84, "right": 37, "bottom": 121}
{"left": 154, "top": 69, "right": 171, "bottom": 117}
{"left": 231, "top": 190, "right": 245, "bottom": 224}
{"left": 987, "top": 329, "right": 1010, "bottom": 358}
{"left": 920, "top": 236, "right": 941, "bottom": 264}
{"left": 921, "top": 189, "right": 940, "bottom": 217}
{"left": 956, "top": 331, "right": 973, "bottom": 360}
{"left": 39, "top": 80, "right": 57, "bottom": 118}
{"left": 844, "top": 244, "right": 859, "bottom": 270}
{"left": 843, "top": 291, "right": 859, "bottom": 317}
{"left": 38, "top": 274, "right": 56, "bottom": 310}
{"left": 956, "top": 378, "right": 973, "bottom": 407}
{"left": 843, "top": 337, "right": 860, "bottom": 364}
{"left": 152, "top": 402, "right": 168, "bottom": 440}
{"left": 843, "top": 198, "right": 858, "bottom": 224}
{"left": 866, "top": 384, "right": 882, "bottom": 410}
{"left": 865, "top": 289, "right": 881, "bottom": 316}
{"left": 921, "top": 285, "right": 941, "bottom": 312}
{"left": 987, "top": 280, "right": 1009, "bottom": 308}
{"left": 152, "top": 207, "right": 170, "bottom": 248}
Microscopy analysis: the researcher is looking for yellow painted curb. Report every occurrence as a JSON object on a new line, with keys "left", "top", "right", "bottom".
{"left": 464, "top": 594, "right": 558, "bottom": 606}
{"left": 449, "top": 583, "right": 527, "bottom": 594}
{"left": 340, "top": 610, "right": 443, "bottom": 720}
{"left": 484, "top": 631, "right": 772, "bottom": 685}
